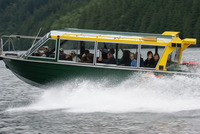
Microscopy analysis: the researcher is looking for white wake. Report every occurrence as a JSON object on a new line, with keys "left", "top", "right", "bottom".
{"left": 7, "top": 73, "right": 200, "bottom": 113}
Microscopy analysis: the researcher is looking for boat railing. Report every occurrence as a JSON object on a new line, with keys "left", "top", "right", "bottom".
{"left": 0, "top": 35, "right": 42, "bottom": 57}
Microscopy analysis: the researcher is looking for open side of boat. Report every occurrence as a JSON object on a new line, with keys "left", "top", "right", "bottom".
{"left": 0, "top": 28, "right": 197, "bottom": 86}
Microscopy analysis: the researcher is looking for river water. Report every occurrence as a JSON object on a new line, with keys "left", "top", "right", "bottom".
{"left": 1, "top": 48, "right": 200, "bottom": 134}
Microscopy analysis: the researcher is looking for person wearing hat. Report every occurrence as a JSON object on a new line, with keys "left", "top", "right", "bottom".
{"left": 37, "top": 46, "right": 51, "bottom": 57}
{"left": 59, "top": 48, "right": 66, "bottom": 60}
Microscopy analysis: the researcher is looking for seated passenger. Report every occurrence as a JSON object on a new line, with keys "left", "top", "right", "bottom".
{"left": 71, "top": 51, "right": 80, "bottom": 62}
{"left": 101, "top": 48, "right": 108, "bottom": 60}
{"left": 81, "top": 50, "right": 90, "bottom": 62}
{"left": 37, "top": 46, "right": 51, "bottom": 57}
{"left": 65, "top": 54, "right": 72, "bottom": 61}
{"left": 85, "top": 53, "right": 94, "bottom": 63}
{"left": 59, "top": 48, "right": 66, "bottom": 60}
{"left": 118, "top": 50, "right": 131, "bottom": 66}
{"left": 98, "top": 52, "right": 116, "bottom": 64}
{"left": 130, "top": 53, "right": 144, "bottom": 67}
{"left": 144, "top": 51, "right": 155, "bottom": 67}
{"left": 130, "top": 53, "right": 137, "bottom": 67}
{"left": 109, "top": 48, "right": 115, "bottom": 55}
{"left": 151, "top": 53, "right": 160, "bottom": 68}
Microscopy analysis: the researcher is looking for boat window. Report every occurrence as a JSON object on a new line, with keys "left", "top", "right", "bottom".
{"left": 58, "top": 40, "right": 94, "bottom": 63}
{"left": 117, "top": 44, "right": 139, "bottom": 67}
{"left": 96, "top": 43, "right": 139, "bottom": 66}
{"left": 167, "top": 48, "right": 180, "bottom": 66}
{"left": 31, "top": 39, "right": 56, "bottom": 58}
{"left": 96, "top": 42, "right": 117, "bottom": 65}
{"left": 170, "top": 48, "right": 180, "bottom": 63}
{"left": 141, "top": 45, "right": 165, "bottom": 68}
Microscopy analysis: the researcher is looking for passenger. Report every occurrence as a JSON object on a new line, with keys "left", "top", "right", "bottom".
{"left": 130, "top": 53, "right": 137, "bottom": 67}
{"left": 98, "top": 52, "right": 116, "bottom": 64}
{"left": 81, "top": 50, "right": 89, "bottom": 62}
{"left": 65, "top": 54, "right": 72, "bottom": 61}
{"left": 109, "top": 48, "right": 115, "bottom": 55}
{"left": 81, "top": 50, "right": 93, "bottom": 63}
{"left": 100, "top": 43, "right": 108, "bottom": 60}
{"left": 151, "top": 53, "right": 160, "bottom": 68}
{"left": 85, "top": 53, "right": 94, "bottom": 63}
{"left": 37, "top": 46, "right": 51, "bottom": 57}
{"left": 71, "top": 51, "right": 80, "bottom": 62}
{"left": 144, "top": 51, "right": 154, "bottom": 67}
{"left": 118, "top": 50, "right": 131, "bottom": 66}
{"left": 101, "top": 48, "right": 108, "bottom": 59}
{"left": 59, "top": 48, "right": 66, "bottom": 60}
{"left": 130, "top": 53, "right": 145, "bottom": 67}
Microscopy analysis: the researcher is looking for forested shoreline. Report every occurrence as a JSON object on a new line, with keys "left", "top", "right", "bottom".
{"left": 0, "top": 0, "right": 200, "bottom": 48}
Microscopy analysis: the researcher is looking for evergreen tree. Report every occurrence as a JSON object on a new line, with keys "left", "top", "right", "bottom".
{"left": 0, "top": 0, "right": 200, "bottom": 48}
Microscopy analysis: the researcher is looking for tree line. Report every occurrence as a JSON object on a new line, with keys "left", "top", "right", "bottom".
{"left": 0, "top": 0, "right": 200, "bottom": 49}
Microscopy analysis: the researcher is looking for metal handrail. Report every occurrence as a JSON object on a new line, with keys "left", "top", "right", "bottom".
{"left": 1, "top": 35, "right": 42, "bottom": 39}
{"left": 0, "top": 34, "right": 43, "bottom": 56}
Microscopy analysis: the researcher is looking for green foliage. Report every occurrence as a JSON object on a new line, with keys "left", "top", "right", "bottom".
{"left": 0, "top": 0, "right": 200, "bottom": 49}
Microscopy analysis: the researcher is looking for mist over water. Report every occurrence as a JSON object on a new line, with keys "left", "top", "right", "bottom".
{"left": 8, "top": 71, "right": 200, "bottom": 113}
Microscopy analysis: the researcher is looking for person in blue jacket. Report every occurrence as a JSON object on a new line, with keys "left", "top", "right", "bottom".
{"left": 130, "top": 52, "right": 144, "bottom": 67}
{"left": 130, "top": 53, "right": 137, "bottom": 67}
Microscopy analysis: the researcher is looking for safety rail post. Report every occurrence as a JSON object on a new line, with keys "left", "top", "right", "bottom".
{"left": 115, "top": 44, "right": 119, "bottom": 64}
{"left": 55, "top": 36, "right": 60, "bottom": 62}
{"left": 0, "top": 37, "right": 3, "bottom": 55}
{"left": 137, "top": 44, "right": 141, "bottom": 68}
{"left": 93, "top": 41, "right": 98, "bottom": 65}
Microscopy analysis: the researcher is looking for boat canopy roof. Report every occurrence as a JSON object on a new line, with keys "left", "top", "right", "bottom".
{"left": 50, "top": 28, "right": 176, "bottom": 45}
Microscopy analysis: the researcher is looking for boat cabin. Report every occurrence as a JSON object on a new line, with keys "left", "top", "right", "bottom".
{"left": 1, "top": 28, "right": 196, "bottom": 71}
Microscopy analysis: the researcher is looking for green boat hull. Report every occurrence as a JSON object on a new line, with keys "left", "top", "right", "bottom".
{"left": 3, "top": 57, "right": 192, "bottom": 87}
{"left": 3, "top": 57, "right": 140, "bottom": 86}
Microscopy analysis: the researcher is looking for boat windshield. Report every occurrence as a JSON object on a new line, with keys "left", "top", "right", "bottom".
{"left": 23, "top": 33, "right": 50, "bottom": 57}
{"left": 30, "top": 38, "right": 57, "bottom": 58}
{"left": 171, "top": 48, "right": 180, "bottom": 63}
{"left": 166, "top": 48, "right": 185, "bottom": 71}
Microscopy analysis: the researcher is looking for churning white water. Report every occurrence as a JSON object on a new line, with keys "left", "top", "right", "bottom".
{"left": 8, "top": 71, "right": 200, "bottom": 113}
{"left": 2, "top": 48, "right": 200, "bottom": 134}
{"left": 4, "top": 48, "right": 200, "bottom": 114}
